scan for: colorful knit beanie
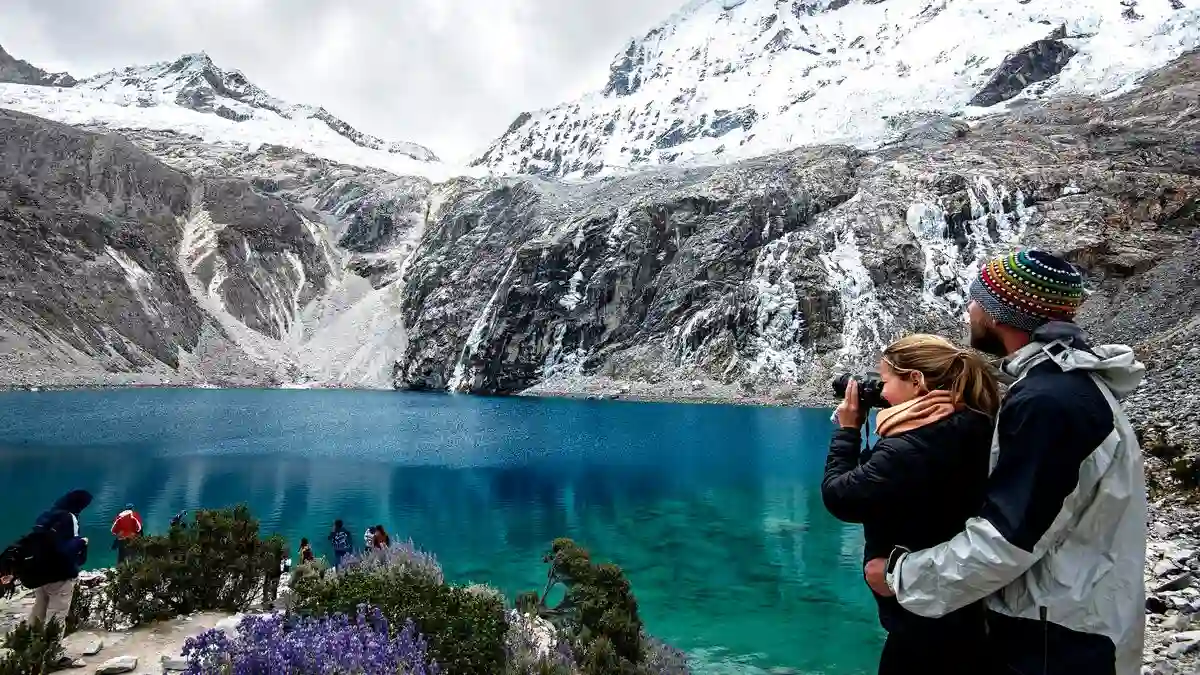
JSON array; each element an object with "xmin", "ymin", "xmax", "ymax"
[{"xmin": 968, "ymin": 250, "xmax": 1084, "ymax": 332}]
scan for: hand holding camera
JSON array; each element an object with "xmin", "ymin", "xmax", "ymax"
[{"xmin": 832, "ymin": 372, "xmax": 889, "ymax": 429}]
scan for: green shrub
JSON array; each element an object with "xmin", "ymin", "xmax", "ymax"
[
  {"xmin": 523, "ymin": 538, "xmax": 647, "ymax": 675},
  {"xmin": 0, "ymin": 619, "xmax": 65, "ymax": 675},
  {"xmin": 100, "ymin": 505, "xmax": 282, "ymax": 627},
  {"xmin": 292, "ymin": 566, "xmax": 507, "ymax": 675}
]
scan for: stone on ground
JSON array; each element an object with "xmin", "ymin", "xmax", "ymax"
[{"xmin": 94, "ymin": 655, "xmax": 137, "ymax": 674}]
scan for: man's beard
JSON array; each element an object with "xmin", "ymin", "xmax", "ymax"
[{"xmin": 969, "ymin": 321, "xmax": 1008, "ymax": 357}]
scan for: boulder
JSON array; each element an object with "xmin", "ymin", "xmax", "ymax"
[
  {"xmin": 1156, "ymin": 573, "xmax": 1195, "ymax": 593},
  {"xmin": 94, "ymin": 656, "xmax": 137, "ymax": 674}
]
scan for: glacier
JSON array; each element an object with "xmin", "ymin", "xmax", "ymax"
[{"xmin": 474, "ymin": 0, "xmax": 1200, "ymax": 179}]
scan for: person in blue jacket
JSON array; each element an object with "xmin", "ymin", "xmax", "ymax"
[{"xmin": 327, "ymin": 519, "xmax": 353, "ymax": 566}]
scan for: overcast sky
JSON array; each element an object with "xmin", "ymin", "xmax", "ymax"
[{"xmin": 1, "ymin": 0, "xmax": 685, "ymax": 162}]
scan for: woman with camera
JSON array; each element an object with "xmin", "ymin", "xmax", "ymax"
[{"xmin": 821, "ymin": 334, "xmax": 1000, "ymax": 675}]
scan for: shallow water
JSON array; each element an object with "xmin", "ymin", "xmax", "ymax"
[{"xmin": 0, "ymin": 389, "xmax": 880, "ymax": 674}]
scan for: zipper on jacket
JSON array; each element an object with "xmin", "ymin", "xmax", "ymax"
[{"xmin": 1039, "ymin": 606, "xmax": 1049, "ymax": 675}]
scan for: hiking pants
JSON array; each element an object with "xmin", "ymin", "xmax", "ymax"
[
  {"xmin": 31, "ymin": 579, "xmax": 75, "ymax": 624},
  {"xmin": 879, "ymin": 630, "xmax": 990, "ymax": 675}
]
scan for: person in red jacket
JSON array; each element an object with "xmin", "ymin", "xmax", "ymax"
[{"xmin": 110, "ymin": 503, "xmax": 142, "ymax": 564}]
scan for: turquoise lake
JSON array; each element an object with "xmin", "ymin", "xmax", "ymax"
[{"xmin": 0, "ymin": 389, "xmax": 881, "ymax": 674}]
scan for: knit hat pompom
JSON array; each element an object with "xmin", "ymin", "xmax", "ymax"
[{"xmin": 968, "ymin": 250, "xmax": 1084, "ymax": 332}]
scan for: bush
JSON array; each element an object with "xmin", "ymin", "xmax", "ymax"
[
  {"xmin": 340, "ymin": 540, "xmax": 445, "ymax": 585},
  {"xmin": 0, "ymin": 619, "xmax": 65, "ymax": 675},
  {"xmin": 182, "ymin": 605, "xmax": 440, "ymax": 674},
  {"xmin": 292, "ymin": 543, "xmax": 506, "ymax": 675},
  {"xmin": 100, "ymin": 505, "xmax": 283, "ymax": 627},
  {"xmin": 521, "ymin": 538, "xmax": 690, "ymax": 675}
]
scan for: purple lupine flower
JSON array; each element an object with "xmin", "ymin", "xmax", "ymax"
[{"xmin": 181, "ymin": 605, "xmax": 440, "ymax": 674}]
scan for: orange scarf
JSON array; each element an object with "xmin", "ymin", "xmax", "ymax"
[{"xmin": 875, "ymin": 391, "xmax": 959, "ymax": 438}]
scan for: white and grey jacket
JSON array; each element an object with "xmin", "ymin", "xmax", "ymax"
[{"xmin": 885, "ymin": 322, "xmax": 1147, "ymax": 675}]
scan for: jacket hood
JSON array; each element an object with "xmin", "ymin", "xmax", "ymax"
[
  {"xmin": 53, "ymin": 489, "xmax": 93, "ymax": 515},
  {"xmin": 1004, "ymin": 322, "xmax": 1146, "ymax": 399}
]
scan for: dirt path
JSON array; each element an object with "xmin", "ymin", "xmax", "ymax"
[{"xmin": 3, "ymin": 589, "xmax": 232, "ymax": 674}]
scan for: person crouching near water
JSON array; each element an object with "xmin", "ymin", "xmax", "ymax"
[
  {"xmin": 822, "ymin": 334, "xmax": 999, "ymax": 675},
  {"xmin": 110, "ymin": 503, "xmax": 143, "ymax": 564}
]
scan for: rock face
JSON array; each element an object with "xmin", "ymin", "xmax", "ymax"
[
  {"xmin": 0, "ymin": 44, "xmax": 76, "ymax": 87},
  {"xmin": 396, "ymin": 49, "xmax": 1200, "ymax": 405},
  {"xmin": 398, "ymin": 150, "xmax": 859, "ymax": 396},
  {"xmin": 473, "ymin": 0, "xmax": 1198, "ymax": 179},
  {"xmin": 0, "ymin": 109, "xmax": 203, "ymax": 379},
  {"xmin": 0, "ymin": 110, "xmax": 342, "ymax": 387},
  {"xmin": 969, "ymin": 38, "xmax": 1078, "ymax": 107}
]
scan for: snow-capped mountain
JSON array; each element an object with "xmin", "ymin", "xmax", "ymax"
[
  {"xmin": 0, "ymin": 50, "xmax": 445, "ymax": 177},
  {"xmin": 473, "ymin": 0, "xmax": 1200, "ymax": 179}
]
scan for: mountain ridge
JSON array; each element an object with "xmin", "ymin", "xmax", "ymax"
[
  {"xmin": 0, "ymin": 43, "xmax": 76, "ymax": 87},
  {"xmin": 77, "ymin": 52, "xmax": 439, "ymax": 162},
  {"xmin": 0, "ymin": 45, "xmax": 444, "ymax": 177},
  {"xmin": 473, "ymin": 0, "xmax": 1200, "ymax": 179}
]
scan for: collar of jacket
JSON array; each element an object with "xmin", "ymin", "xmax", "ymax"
[{"xmin": 1001, "ymin": 321, "xmax": 1146, "ymax": 399}]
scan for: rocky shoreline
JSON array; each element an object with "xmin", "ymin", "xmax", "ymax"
[{"xmin": 1144, "ymin": 496, "xmax": 1200, "ymax": 675}]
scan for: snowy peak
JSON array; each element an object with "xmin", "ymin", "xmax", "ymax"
[
  {"xmin": 76, "ymin": 51, "xmax": 438, "ymax": 162},
  {"xmin": 474, "ymin": 0, "xmax": 1200, "ymax": 179},
  {"xmin": 0, "ymin": 44, "xmax": 76, "ymax": 87}
]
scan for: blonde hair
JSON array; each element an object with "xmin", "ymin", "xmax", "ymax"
[{"xmin": 882, "ymin": 334, "xmax": 1001, "ymax": 418}]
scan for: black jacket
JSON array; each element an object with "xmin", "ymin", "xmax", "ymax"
[{"xmin": 821, "ymin": 409, "xmax": 993, "ymax": 637}]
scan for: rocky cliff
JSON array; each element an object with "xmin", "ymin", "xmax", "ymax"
[
  {"xmin": 400, "ymin": 48, "xmax": 1200, "ymax": 408},
  {"xmin": 0, "ymin": 109, "xmax": 346, "ymax": 387}
]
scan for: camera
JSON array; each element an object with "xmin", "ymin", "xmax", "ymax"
[{"xmin": 831, "ymin": 372, "xmax": 889, "ymax": 409}]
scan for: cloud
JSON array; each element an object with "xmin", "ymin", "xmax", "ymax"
[{"xmin": 0, "ymin": 0, "xmax": 686, "ymax": 162}]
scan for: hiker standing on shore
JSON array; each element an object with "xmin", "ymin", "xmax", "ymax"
[
  {"xmin": 864, "ymin": 251, "xmax": 1147, "ymax": 674},
  {"xmin": 328, "ymin": 520, "xmax": 353, "ymax": 566},
  {"xmin": 9, "ymin": 490, "xmax": 93, "ymax": 624},
  {"xmin": 110, "ymin": 503, "xmax": 143, "ymax": 564}
]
